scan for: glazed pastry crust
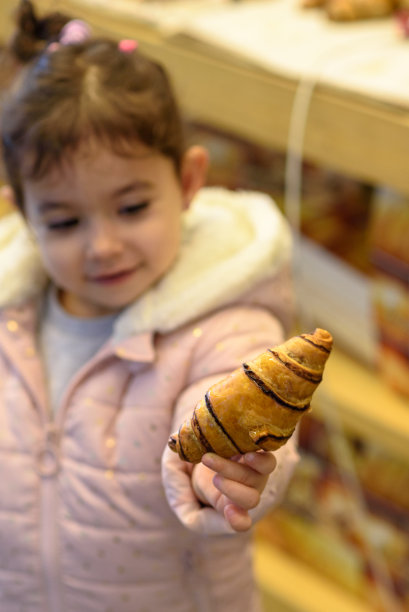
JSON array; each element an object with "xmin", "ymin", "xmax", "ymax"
[{"xmin": 168, "ymin": 328, "xmax": 333, "ymax": 463}]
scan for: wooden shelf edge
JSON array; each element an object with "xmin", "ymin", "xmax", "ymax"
[
  {"xmin": 314, "ymin": 348, "xmax": 409, "ymax": 460},
  {"xmin": 254, "ymin": 539, "xmax": 374, "ymax": 612},
  {"xmin": 24, "ymin": 0, "xmax": 409, "ymax": 196}
]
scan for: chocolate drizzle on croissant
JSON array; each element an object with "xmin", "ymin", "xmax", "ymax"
[
  {"xmin": 168, "ymin": 328, "xmax": 333, "ymax": 463},
  {"xmin": 301, "ymin": 336, "xmax": 331, "ymax": 353},
  {"xmin": 191, "ymin": 411, "xmax": 215, "ymax": 454},
  {"xmin": 176, "ymin": 424, "xmax": 188, "ymax": 462},
  {"xmin": 204, "ymin": 393, "xmax": 244, "ymax": 454},
  {"xmin": 268, "ymin": 349, "xmax": 322, "ymax": 384},
  {"xmin": 254, "ymin": 431, "xmax": 293, "ymax": 445},
  {"xmin": 242, "ymin": 363, "xmax": 311, "ymax": 411}
]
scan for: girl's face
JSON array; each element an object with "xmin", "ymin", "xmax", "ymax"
[{"xmin": 23, "ymin": 142, "xmax": 205, "ymax": 317}]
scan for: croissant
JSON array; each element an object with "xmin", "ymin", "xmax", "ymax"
[
  {"xmin": 168, "ymin": 328, "xmax": 333, "ymax": 463},
  {"xmin": 326, "ymin": 0, "xmax": 396, "ymax": 20},
  {"xmin": 301, "ymin": 0, "xmax": 396, "ymax": 19}
]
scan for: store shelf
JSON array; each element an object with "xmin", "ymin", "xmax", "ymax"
[
  {"xmin": 1, "ymin": 5, "xmax": 407, "ymax": 612},
  {"xmin": 315, "ymin": 348, "xmax": 409, "ymax": 461},
  {"xmin": 254, "ymin": 539, "xmax": 374, "ymax": 612},
  {"xmin": 0, "ymin": 196, "xmax": 12, "ymax": 219},
  {"xmin": 24, "ymin": 0, "xmax": 409, "ymax": 196}
]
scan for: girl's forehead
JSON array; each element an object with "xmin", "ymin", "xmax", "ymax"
[
  {"xmin": 64, "ymin": 140, "xmax": 158, "ymax": 172},
  {"xmin": 75, "ymin": 139, "xmax": 156, "ymax": 162},
  {"xmin": 23, "ymin": 142, "xmax": 179, "ymax": 207},
  {"xmin": 25, "ymin": 141, "xmax": 163, "ymax": 188}
]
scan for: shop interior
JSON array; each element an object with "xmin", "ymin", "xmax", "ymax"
[{"xmin": 0, "ymin": 1, "xmax": 408, "ymax": 611}]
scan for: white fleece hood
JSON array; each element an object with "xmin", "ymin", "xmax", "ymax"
[{"xmin": 0, "ymin": 187, "xmax": 291, "ymax": 337}]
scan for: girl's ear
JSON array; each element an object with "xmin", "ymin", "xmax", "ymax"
[{"xmin": 180, "ymin": 145, "xmax": 209, "ymax": 210}]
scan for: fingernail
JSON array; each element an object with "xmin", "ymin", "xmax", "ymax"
[{"xmin": 202, "ymin": 453, "xmax": 217, "ymax": 468}]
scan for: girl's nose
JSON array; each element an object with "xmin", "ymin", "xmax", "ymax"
[{"xmin": 86, "ymin": 221, "xmax": 123, "ymax": 259}]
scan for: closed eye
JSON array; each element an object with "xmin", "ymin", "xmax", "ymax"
[
  {"xmin": 119, "ymin": 201, "xmax": 149, "ymax": 216},
  {"xmin": 47, "ymin": 218, "xmax": 79, "ymax": 231}
]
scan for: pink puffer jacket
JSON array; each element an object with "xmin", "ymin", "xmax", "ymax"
[{"xmin": 0, "ymin": 188, "xmax": 299, "ymax": 611}]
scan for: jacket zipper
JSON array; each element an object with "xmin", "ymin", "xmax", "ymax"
[
  {"xmin": 37, "ymin": 422, "xmax": 63, "ymax": 612},
  {"xmin": 36, "ymin": 351, "xmax": 113, "ymax": 611}
]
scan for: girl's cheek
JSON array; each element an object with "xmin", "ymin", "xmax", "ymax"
[{"xmin": 38, "ymin": 243, "xmax": 73, "ymax": 272}]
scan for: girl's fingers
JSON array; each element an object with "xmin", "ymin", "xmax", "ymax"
[
  {"xmin": 243, "ymin": 451, "xmax": 277, "ymax": 475},
  {"xmin": 224, "ymin": 504, "xmax": 252, "ymax": 532},
  {"xmin": 212, "ymin": 475, "xmax": 260, "ymax": 510},
  {"xmin": 202, "ymin": 451, "xmax": 276, "ymax": 489},
  {"xmin": 194, "ymin": 451, "xmax": 278, "ymax": 531}
]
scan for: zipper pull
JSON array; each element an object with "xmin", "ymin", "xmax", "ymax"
[{"xmin": 36, "ymin": 423, "xmax": 60, "ymax": 478}]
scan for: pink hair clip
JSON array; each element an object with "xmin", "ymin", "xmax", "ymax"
[
  {"xmin": 118, "ymin": 39, "xmax": 138, "ymax": 53},
  {"xmin": 59, "ymin": 19, "xmax": 92, "ymax": 46},
  {"xmin": 46, "ymin": 19, "xmax": 91, "ymax": 54}
]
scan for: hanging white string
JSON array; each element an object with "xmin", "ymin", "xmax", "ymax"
[{"xmin": 283, "ymin": 38, "xmax": 404, "ymax": 612}]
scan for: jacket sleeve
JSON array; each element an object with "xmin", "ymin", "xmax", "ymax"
[{"xmin": 161, "ymin": 305, "xmax": 299, "ymax": 535}]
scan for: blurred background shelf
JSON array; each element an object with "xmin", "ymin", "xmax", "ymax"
[
  {"xmin": 1, "ymin": 2, "xmax": 408, "ymax": 612},
  {"xmin": 315, "ymin": 348, "xmax": 409, "ymax": 460},
  {"xmin": 12, "ymin": 0, "xmax": 409, "ymax": 196},
  {"xmin": 255, "ymin": 539, "xmax": 375, "ymax": 612}
]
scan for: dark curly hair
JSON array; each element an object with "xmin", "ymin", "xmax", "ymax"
[
  {"xmin": 1, "ymin": 9, "xmax": 185, "ymax": 208},
  {"xmin": 9, "ymin": 0, "xmax": 71, "ymax": 62}
]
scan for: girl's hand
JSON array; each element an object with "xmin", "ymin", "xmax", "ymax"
[{"xmin": 191, "ymin": 451, "xmax": 277, "ymax": 532}]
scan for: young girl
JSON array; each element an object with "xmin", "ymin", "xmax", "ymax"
[{"xmin": 0, "ymin": 7, "xmax": 298, "ymax": 612}]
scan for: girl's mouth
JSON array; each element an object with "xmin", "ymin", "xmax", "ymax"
[{"xmin": 89, "ymin": 268, "xmax": 136, "ymax": 285}]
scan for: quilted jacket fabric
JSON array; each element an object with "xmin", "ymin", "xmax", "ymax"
[{"xmin": 0, "ymin": 188, "xmax": 299, "ymax": 611}]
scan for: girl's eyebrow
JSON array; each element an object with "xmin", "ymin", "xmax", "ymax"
[
  {"xmin": 112, "ymin": 180, "xmax": 153, "ymax": 197},
  {"xmin": 38, "ymin": 201, "xmax": 72, "ymax": 214}
]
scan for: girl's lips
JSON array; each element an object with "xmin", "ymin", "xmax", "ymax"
[{"xmin": 89, "ymin": 269, "xmax": 135, "ymax": 285}]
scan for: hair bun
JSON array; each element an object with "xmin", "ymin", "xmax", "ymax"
[{"xmin": 10, "ymin": 0, "xmax": 71, "ymax": 63}]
